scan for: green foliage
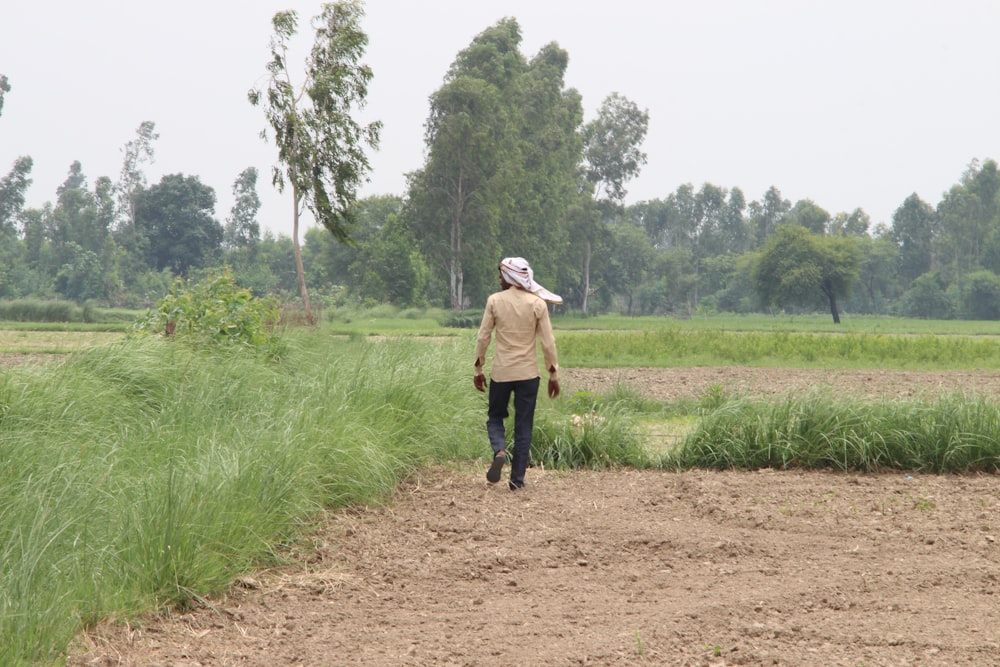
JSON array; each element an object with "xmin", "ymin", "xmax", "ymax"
[
  {"xmin": 962, "ymin": 270, "xmax": 1000, "ymax": 319},
  {"xmin": 752, "ymin": 224, "xmax": 862, "ymax": 321},
  {"xmin": 668, "ymin": 391, "xmax": 1000, "ymax": 473},
  {"xmin": 532, "ymin": 399, "xmax": 649, "ymax": 470},
  {"xmin": 898, "ymin": 271, "xmax": 955, "ymax": 319},
  {"xmin": 135, "ymin": 173, "xmax": 223, "ymax": 273},
  {"xmin": 0, "ymin": 333, "xmax": 501, "ymax": 662},
  {"xmin": 408, "ymin": 17, "xmax": 585, "ymax": 309},
  {"xmin": 249, "ymin": 1, "xmax": 381, "ymax": 242},
  {"xmin": 131, "ymin": 269, "xmax": 284, "ymax": 356},
  {"xmin": 0, "ymin": 298, "xmax": 76, "ymax": 322},
  {"xmin": 527, "ymin": 386, "xmax": 655, "ymax": 470},
  {"xmin": 7, "ymin": 317, "xmax": 1000, "ymax": 661}
]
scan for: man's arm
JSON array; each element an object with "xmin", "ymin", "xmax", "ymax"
[
  {"xmin": 473, "ymin": 298, "xmax": 495, "ymax": 391},
  {"xmin": 536, "ymin": 302, "xmax": 560, "ymax": 398}
]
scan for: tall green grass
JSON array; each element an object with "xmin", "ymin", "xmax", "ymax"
[
  {"xmin": 666, "ymin": 390, "xmax": 1000, "ymax": 473},
  {"xmin": 558, "ymin": 329, "xmax": 1000, "ymax": 369},
  {"xmin": 0, "ymin": 334, "xmax": 485, "ymax": 664},
  {"xmin": 0, "ymin": 299, "xmax": 139, "ymax": 325},
  {"xmin": 532, "ymin": 385, "xmax": 651, "ymax": 470},
  {"xmin": 1, "ymin": 329, "xmax": 639, "ymax": 664}
]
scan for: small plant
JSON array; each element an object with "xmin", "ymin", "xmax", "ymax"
[
  {"xmin": 634, "ymin": 629, "xmax": 645, "ymax": 657},
  {"xmin": 569, "ymin": 390, "xmax": 600, "ymax": 414},
  {"xmin": 699, "ymin": 383, "xmax": 728, "ymax": 412}
]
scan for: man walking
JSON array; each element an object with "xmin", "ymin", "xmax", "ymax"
[{"xmin": 473, "ymin": 257, "xmax": 561, "ymax": 490}]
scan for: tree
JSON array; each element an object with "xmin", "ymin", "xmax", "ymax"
[
  {"xmin": 583, "ymin": 93, "xmax": 649, "ymax": 204},
  {"xmin": 115, "ymin": 121, "xmax": 159, "ymax": 230},
  {"xmin": 0, "ymin": 74, "xmax": 10, "ymax": 117},
  {"xmin": 407, "ymin": 73, "xmax": 506, "ymax": 309},
  {"xmin": 752, "ymin": 224, "xmax": 861, "ymax": 323},
  {"xmin": 849, "ymin": 234, "xmax": 900, "ymax": 314},
  {"xmin": 55, "ymin": 243, "xmax": 104, "ymax": 301},
  {"xmin": 134, "ymin": 174, "xmax": 222, "ymax": 274},
  {"xmin": 224, "ymin": 167, "xmax": 261, "ymax": 251},
  {"xmin": 354, "ymin": 211, "xmax": 429, "ymax": 306},
  {"xmin": 249, "ymin": 0, "xmax": 382, "ymax": 323},
  {"xmin": 783, "ymin": 199, "xmax": 831, "ymax": 234},
  {"xmin": 407, "ymin": 18, "xmax": 525, "ymax": 309},
  {"xmin": 891, "ymin": 194, "xmax": 938, "ymax": 288},
  {"xmin": 580, "ymin": 92, "xmax": 649, "ymax": 314},
  {"xmin": 406, "ymin": 19, "xmax": 590, "ymax": 310},
  {"xmin": 748, "ymin": 186, "xmax": 791, "ymax": 247},
  {"xmin": 720, "ymin": 187, "xmax": 750, "ymax": 254},
  {"xmin": 935, "ymin": 159, "xmax": 1000, "ymax": 290},
  {"xmin": 898, "ymin": 271, "xmax": 954, "ymax": 319},
  {"xmin": 500, "ymin": 42, "xmax": 583, "ymax": 297},
  {"xmin": 0, "ymin": 156, "xmax": 33, "ymax": 233},
  {"xmin": 962, "ymin": 270, "xmax": 1000, "ymax": 320},
  {"xmin": 607, "ymin": 223, "xmax": 654, "ymax": 315},
  {"xmin": 829, "ymin": 208, "xmax": 870, "ymax": 237}
]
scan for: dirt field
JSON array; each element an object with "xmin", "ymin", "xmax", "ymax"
[{"xmin": 68, "ymin": 367, "xmax": 1000, "ymax": 666}]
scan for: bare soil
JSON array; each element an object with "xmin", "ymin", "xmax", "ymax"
[{"xmin": 68, "ymin": 367, "xmax": 1000, "ymax": 667}]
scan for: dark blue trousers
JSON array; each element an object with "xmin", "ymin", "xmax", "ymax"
[{"xmin": 486, "ymin": 376, "xmax": 539, "ymax": 488}]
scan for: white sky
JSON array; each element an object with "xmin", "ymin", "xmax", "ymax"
[{"xmin": 2, "ymin": 0, "xmax": 999, "ymax": 239}]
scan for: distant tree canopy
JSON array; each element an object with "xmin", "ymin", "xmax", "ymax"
[
  {"xmin": 2, "ymin": 28, "xmax": 1000, "ymax": 324},
  {"xmin": 135, "ymin": 174, "xmax": 222, "ymax": 274}
]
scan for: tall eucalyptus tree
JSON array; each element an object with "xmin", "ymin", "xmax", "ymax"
[
  {"xmin": 249, "ymin": 0, "xmax": 381, "ymax": 322},
  {"xmin": 408, "ymin": 18, "xmax": 582, "ymax": 309}
]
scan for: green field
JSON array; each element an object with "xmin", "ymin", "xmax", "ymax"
[{"xmin": 3, "ymin": 313, "xmax": 1000, "ymax": 664}]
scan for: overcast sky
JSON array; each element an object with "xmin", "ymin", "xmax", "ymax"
[{"xmin": 3, "ymin": 0, "xmax": 999, "ymax": 239}]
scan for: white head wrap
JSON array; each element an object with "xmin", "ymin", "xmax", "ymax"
[{"xmin": 499, "ymin": 257, "xmax": 562, "ymax": 304}]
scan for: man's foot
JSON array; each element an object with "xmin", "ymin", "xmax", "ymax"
[
  {"xmin": 486, "ymin": 451, "xmax": 506, "ymax": 483},
  {"xmin": 508, "ymin": 480, "xmax": 525, "ymax": 491}
]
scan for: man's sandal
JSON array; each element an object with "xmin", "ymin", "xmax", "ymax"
[{"xmin": 486, "ymin": 452, "xmax": 506, "ymax": 483}]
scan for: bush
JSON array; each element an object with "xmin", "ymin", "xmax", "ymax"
[{"xmin": 131, "ymin": 269, "xmax": 285, "ymax": 357}]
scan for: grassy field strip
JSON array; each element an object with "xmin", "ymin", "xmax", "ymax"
[
  {"xmin": 0, "ymin": 330, "xmax": 125, "ymax": 354},
  {"xmin": 3, "ymin": 317, "xmax": 1000, "ymax": 664}
]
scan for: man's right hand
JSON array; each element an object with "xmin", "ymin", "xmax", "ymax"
[{"xmin": 474, "ymin": 373, "xmax": 487, "ymax": 392}]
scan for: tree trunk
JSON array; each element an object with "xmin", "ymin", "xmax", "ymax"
[
  {"xmin": 292, "ymin": 187, "xmax": 314, "ymax": 325},
  {"xmin": 581, "ymin": 239, "xmax": 591, "ymax": 315},
  {"xmin": 823, "ymin": 281, "xmax": 840, "ymax": 324},
  {"xmin": 449, "ymin": 182, "xmax": 464, "ymax": 309},
  {"xmin": 449, "ymin": 237, "xmax": 464, "ymax": 310}
]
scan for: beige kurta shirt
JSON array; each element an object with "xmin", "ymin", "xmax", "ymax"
[{"xmin": 474, "ymin": 287, "xmax": 559, "ymax": 383}]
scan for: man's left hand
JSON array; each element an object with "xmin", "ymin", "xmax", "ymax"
[{"xmin": 547, "ymin": 378, "xmax": 560, "ymax": 399}]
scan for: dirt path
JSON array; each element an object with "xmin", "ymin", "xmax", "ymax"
[{"xmin": 68, "ymin": 368, "xmax": 1000, "ymax": 667}]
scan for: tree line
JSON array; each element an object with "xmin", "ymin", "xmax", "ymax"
[{"xmin": 2, "ymin": 8, "xmax": 999, "ymax": 322}]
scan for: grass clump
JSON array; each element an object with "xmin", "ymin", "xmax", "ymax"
[
  {"xmin": 0, "ymin": 333, "xmax": 489, "ymax": 664},
  {"xmin": 666, "ymin": 390, "xmax": 1000, "ymax": 473},
  {"xmin": 531, "ymin": 387, "xmax": 653, "ymax": 470}
]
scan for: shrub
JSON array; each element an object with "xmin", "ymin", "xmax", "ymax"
[{"xmin": 131, "ymin": 269, "xmax": 285, "ymax": 357}]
